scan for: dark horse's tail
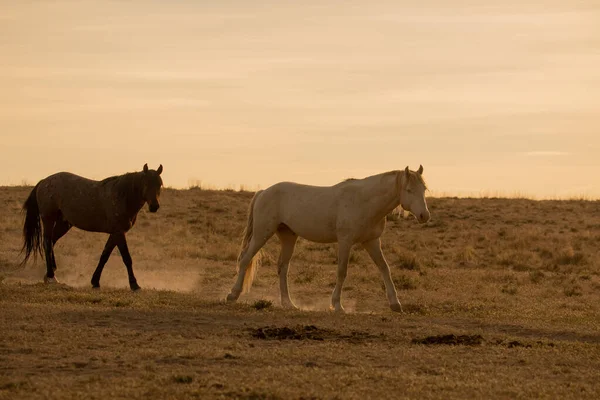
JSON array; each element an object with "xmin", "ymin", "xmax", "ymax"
[{"xmin": 21, "ymin": 183, "xmax": 43, "ymax": 265}]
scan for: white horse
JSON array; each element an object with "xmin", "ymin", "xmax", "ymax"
[{"xmin": 226, "ymin": 166, "xmax": 430, "ymax": 312}]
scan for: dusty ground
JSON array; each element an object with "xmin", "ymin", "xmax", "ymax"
[{"xmin": 1, "ymin": 186, "xmax": 599, "ymax": 399}]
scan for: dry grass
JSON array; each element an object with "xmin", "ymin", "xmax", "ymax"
[{"xmin": 1, "ymin": 187, "xmax": 600, "ymax": 399}]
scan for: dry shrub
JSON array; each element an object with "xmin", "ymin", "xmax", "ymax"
[
  {"xmin": 563, "ymin": 285, "xmax": 583, "ymax": 297},
  {"xmin": 529, "ymin": 270, "xmax": 546, "ymax": 284},
  {"xmin": 544, "ymin": 246, "xmax": 588, "ymax": 273},
  {"xmin": 294, "ymin": 268, "xmax": 319, "ymax": 284},
  {"xmin": 501, "ymin": 284, "xmax": 518, "ymax": 295},
  {"xmin": 393, "ymin": 252, "xmax": 421, "ymax": 271},
  {"xmin": 563, "ymin": 277, "xmax": 583, "ymax": 297},
  {"xmin": 455, "ymin": 245, "xmax": 476, "ymax": 266},
  {"xmin": 391, "ymin": 274, "xmax": 418, "ymax": 290},
  {"xmin": 252, "ymin": 299, "xmax": 273, "ymax": 310},
  {"xmin": 555, "ymin": 246, "xmax": 586, "ymax": 266},
  {"xmin": 496, "ymin": 250, "xmax": 539, "ymax": 271}
]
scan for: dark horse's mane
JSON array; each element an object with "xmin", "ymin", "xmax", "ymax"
[{"xmin": 100, "ymin": 172, "xmax": 145, "ymax": 214}]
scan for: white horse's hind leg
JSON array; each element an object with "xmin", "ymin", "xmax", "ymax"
[
  {"xmin": 227, "ymin": 239, "xmax": 260, "ymax": 301},
  {"xmin": 276, "ymin": 227, "xmax": 298, "ymax": 309},
  {"xmin": 363, "ymin": 238, "xmax": 402, "ymax": 312},
  {"xmin": 331, "ymin": 241, "xmax": 352, "ymax": 313},
  {"xmin": 227, "ymin": 232, "xmax": 274, "ymax": 301}
]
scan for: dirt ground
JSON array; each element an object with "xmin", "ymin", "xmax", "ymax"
[{"xmin": 1, "ymin": 186, "xmax": 599, "ymax": 399}]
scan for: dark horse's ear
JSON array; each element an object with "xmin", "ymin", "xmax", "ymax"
[
  {"xmin": 417, "ymin": 165, "xmax": 424, "ymax": 175},
  {"xmin": 157, "ymin": 164, "xmax": 163, "ymax": 175},
  {"xmin": 143, "ymin": 163, "xmax": 149, "ymax": 173},
  {"xmin": 404, "ymin": 166, "xmax": 410, "ymax": 176}
]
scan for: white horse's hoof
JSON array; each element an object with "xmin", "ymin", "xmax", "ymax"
[
  {"xmin": 44, "ymin": 275, "xmax": 59, "ymax": 284},
  {"xmin": 390, "ymin": 303, "xmax": 403, "ymax": 313},
  {"xmin": 281, "ymin": 302, "xmax": 299, "ymax": 310},
  {"xmin": 330, "ymin": 304, "xmax": 346, "ymax": 313}
]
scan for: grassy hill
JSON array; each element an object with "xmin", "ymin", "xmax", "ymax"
[{"xmin": 1, "ymin": 186, "xmax": 599, "ymax": 399}]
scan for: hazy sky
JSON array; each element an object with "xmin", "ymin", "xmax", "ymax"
[{"xmin": 1, "ymin": 1, "xmax": 599, "ymax": 197}]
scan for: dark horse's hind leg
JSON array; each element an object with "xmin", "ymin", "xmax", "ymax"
[
  {"xmin": 52, "ymin": 215, "xmax": 72, "ymax": 246},
  {"xmin": 91, "ymin": 233, "xmax": 140, "ymax": 291},
  {"xmin": 49, "ymin": 217, "xmax": 72, "ymax": 275},
  {"xmin": 41, "ymin": 217, "xmax": 58, "ymax": 282}
]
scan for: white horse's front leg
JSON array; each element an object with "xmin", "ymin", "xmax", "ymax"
[
  {"xmin": 279, "ymin": 262, "xmax": 297, "ymax": 309},
  {"xmin": 363, "ymin": 238, "xmax": 402, "ymax": 312},
  {"xmin": 331, "ymin": 241, "xmax": 352, "ymax": 313}
]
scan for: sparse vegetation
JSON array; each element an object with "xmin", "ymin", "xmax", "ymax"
[
  {"xmin": 1, "ymin": 187, "xmax": 600, "ymax": 399},
  {"xmin": 501, "ymin": 284, "xmax": 518, "ymax": 295},
  {"xmin": 394, "ymin": 252, "xmax": 421, "ymax": 271},
  {"xmin": 173, "ymin": 375, "xmax": 194, "ymax": 384},
  {"xmin": 251, "ymin": 299, "xmax": 273, "ymax": 310},
  {"xmin": 529, "ymin": 270, "xmax": 546, "ymax": 284},
  {"xmin": 391, "ymin": 274, "xmax": 418, "ymax": 290}
]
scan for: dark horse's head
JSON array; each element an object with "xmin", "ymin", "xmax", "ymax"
[{"xmin": 142, "ymin": 164, "xmax": 163, "ymax": 212}]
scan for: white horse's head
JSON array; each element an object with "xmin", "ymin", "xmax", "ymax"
[{"xmin": 399, "ymin": 165, "xmax": 430, "ymax": 224}]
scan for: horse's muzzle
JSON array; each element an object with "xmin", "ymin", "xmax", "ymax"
[
  {"xmin": 149, "ymin": 204, "xmax": 160, "ymax": 213},
  {"xmin": 417, "ymin": 211, "xmax": 430, "ymax": 224}
]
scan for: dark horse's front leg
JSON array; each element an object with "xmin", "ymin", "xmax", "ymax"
[
  {"xmin": 91, "ymin": 234, "xmax": 118, "ymax": 288},
  {"xmin": 117, "ymin": 235, "xmax": 141, "ymax": 291},
  {"xmin": 91, "ymin": 233, "xmax": 140, "ymax": 291}
]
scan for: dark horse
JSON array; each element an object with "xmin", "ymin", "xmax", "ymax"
[{"xmin": 21, "ymin": 164, "xmax": 163, "ymax": 290}]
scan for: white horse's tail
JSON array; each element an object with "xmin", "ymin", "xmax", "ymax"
[{"xmin": 238, "ymin": 190, "xmax": 263, "ymax": 293}]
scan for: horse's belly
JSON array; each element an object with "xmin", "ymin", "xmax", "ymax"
[
  {"xmin": 65, "ymin": 213, "xmax": 110, "ymax": 233},
  {"xmin": 285, "ymin": 218, "xmax": 338, "ymax": 243},
  {"xmin": 298, "ymin": 229, "xmax": 337, "ymax": 243},
  {"xmin": 58, "ymin": 198, "xmax": 108, "ymax": 232}
]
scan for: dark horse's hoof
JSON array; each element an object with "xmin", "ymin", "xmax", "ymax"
[{"xmin": 130, "ymin": 283, "xmax": 141, "ymax": 291}]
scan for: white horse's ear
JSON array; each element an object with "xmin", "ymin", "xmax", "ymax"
[
  {"xmin": 157, "ymin": 164, "xmax": 163, "ymax": 175},
  {"xmin": 143, "ymin": 163, "xmax": 149, "ymax": 173},
  {"xmin": 417, "ymin": 165, "xmax": 423, "ymax": 175}
]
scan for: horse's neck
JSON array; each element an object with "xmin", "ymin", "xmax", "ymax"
[
  {"xmin": 111, "ymin": 173, "xmax": 145, "ymax": 218},
  {"xmin": 362, "ymin": 172, "xmax": 401, "ymax": 222},
  {"xmin": 126, "ymin": 195, "xmax": 146, "ymax": 217},
  {"xmin": 126, "ymin": 176, "xmax": 146, "ymax": 217}
]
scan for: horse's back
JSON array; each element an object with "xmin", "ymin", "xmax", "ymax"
[
  {"xmin": 41, "ymin": 172, "xmax": 99, "ymax": 188},
  {"xmin": 36, "ymin": 172, "xmax": 109, "ymax": 231},
  {"xmin": 37, "ymin": 172, "xmax": 101, "ymax": 199},
  {"xmin": 256, "ymin": 181, "xmax": 342, "ymax": 242},
  {"xmin": 263, "ymin": 181, "xmax": 341, "ymax": 213}
]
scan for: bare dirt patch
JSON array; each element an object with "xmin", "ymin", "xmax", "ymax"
[
  {"xmin": 412, "ymin": 334, "xmax": 557, "ymax": 349},
  {"xmin": 250, "ymin": 325, "xmax": 380, "ymax": 342},
  {"xmin": 412, "ymin": 334, "xmax": 483, "ymax": 346}
]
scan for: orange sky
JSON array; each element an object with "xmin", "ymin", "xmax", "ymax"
[{"xmin": 1, "ymin": 1, "xmax": 599, "ymax": 197}]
